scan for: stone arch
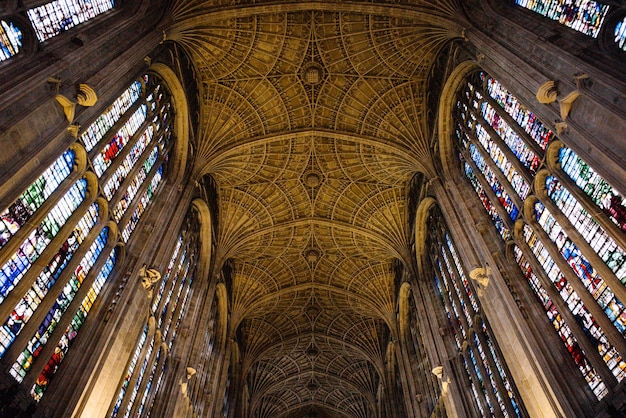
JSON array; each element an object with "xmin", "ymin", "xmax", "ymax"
[{"xmin": 147, "ymin": 63, "xmax": 190, "ymax": 186}]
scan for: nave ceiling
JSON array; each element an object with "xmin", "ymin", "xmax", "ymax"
[{"xmin": 166, "ymin": 1, "xmax": 464, "ymax": 416}]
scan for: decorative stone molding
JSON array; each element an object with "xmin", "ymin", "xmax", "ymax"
[
  {"xmin": 469, "ymin": 265, "xmax": 491, "ymax": 297},
  {"xmin": 139, "ymin": 264, "xmax": 162, "ymax": 298},
  {"xmin": 54, "ymin": 83, "xmax": 98, "ymax": 123},
  {"xmin": 536, "ymin": 80, "xmax": 559, "ymax": 104},
  {"xmin": 558, "ymin": 90, "xmax": 581, "ymax": 120},
  {"xmin": 431, "ymin": 366, "xmax": 450, "ymax": 396}
]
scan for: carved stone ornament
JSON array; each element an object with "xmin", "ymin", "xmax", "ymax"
[
  {"xmin": 54, "ymin": 83, "xmax": 98, "ymax": 123},
  {"xmin": 536, "ymin": 80, "xmax": 559, "ymax": 104},
  {"xmin": 558, "ymin": 90, "xmax": 581, "ymax": 120},
  {"xmin": 432, "ymin": 366, "xmax": 450, "ymax": 396},
  {"xmin": 469, "ymin": 265, "xmax": 491, "ymax": 297},
  {"xmin": 139, "ymin": 264, "xmax": 162, "ymax": 298}
]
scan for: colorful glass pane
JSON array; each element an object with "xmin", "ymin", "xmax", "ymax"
[
  {"xmin": 111, "ymin": 325, "xmax": 148, "ymax": 417},
  {"xmin": 0, "ymin": 150, "xmax": 75, "ymax": 250},
  {"xmin": 559, "ymin": 147, "xmax": 626, "ymax": 232},
  {"xmin": 520, "ymin": 228, "xmax": 626, "ymax": 395},
  {"xmin": 112, "ymin": 146, "xmax": 160, "ymax": 223},
  {"xmin": 81, "ymin": 81, "xmax": 142, "ymax": 152},
  {"xmin": 121, "ymin": 164, "xmax": 165, "ymax": 243},
  {"xmin": 463, "ymin": 162, "xmax": 511, "ymax": 240},
  {"xmin": 430, "ymin": 219, "xmax": 522, "ymax": 417},
  {"xmin": 30, "ymin": 245, "xmax": 117, "ymax": 401},
  {"xmin": 103, "ymin": 126, "xmax": 155, "ymax": 200},
  {"xmin": 12, "ymin": 227, "xmax": 108, "ymax": 387},
  {"xmin": 27, "ymin": 0, "xmax": 115, "ymax": 42},
  {"xmin": 615, "ymin": 16, "xmax": 626, "ymax": 51},
  {"xmin": 484, "ymin": 74, "xmax": 554, "ymax": 151},
  {"xmin": 92, "ymin": 104, "xmax": 148, "ymax": 177},
  {"xmin": 0, "ymin": 203, "xmax": 98, "ymax": 358},
  {"xmin": 534, "ymin": 202, "xmax": 626, "ymax": 336},
  {"xmin": 546, "ymin": 176, "xmax": 626, "ymax": 283},
  {"xmin": 0, "ymin": 20, "xmax": 22, "ymax": 62},
  {"xmin": 515, "ymin": 0, "xmax": 609, "ymax": 38},
  {"xmin": 0, "ymin": 179, "xmax": 87, "ymax": 304}
]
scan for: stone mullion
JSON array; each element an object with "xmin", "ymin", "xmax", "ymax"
[
  {"xmin": 153, "ymin": 235, "xmax": 189, "ymax": 333},
  {"xmin": 515, "ymin": 237, "xmax": 619, "ymax": 390},
  {"xmin": 475, "ymin": 83, "xmax": 545, "ymax": 159},
  {"xmin": 116, "ymin": 140, "xmax": 173, "ymax": 238},
  {"xmin": 547, "ymin": 163, "xmax": 626, "ymax": 251},
  {"xmin": 0, "ymin": 184, "xmax": 99, "ymax": 323},
  {"xmin": 467, "ymin": 335, "xmax": 507, "ymax": 418},
  {"xmin": 461, "ymin": 97, "xmax": 534, "ymax": 187},
  {"xmin": 525, "ymin": 216, "xmax": 626, "ymax": 359},
  {"xmin": 127, "ymin": 330, "xmax": 163, "ymax": 418},
  {"xmin": 536, "ymin": 183, "xmax": 626, "ymax": 305},
  {"xmin": 460, "ymin": 147, "xmax": 517, "ymax": 232},
  {"xmin": 460, "ymin": 342, "xmax": 493, "ymax": 417},
  {"xmin": 142, "ymin": 341, "xmax": 169, "ymax": 418},
  {"xmin": 0, "ymin": 165, "xmax": 85, "ymax": 269},
  {"xmin": 435, "ymin": 228, "xmax": 477, "ymax": 341},
  {"xmin": 20, "ymin": 233, "xmax": 117, "ymax": 391},
  {"xmin": 440, "ymin": 230, "xmax": 517, "ymax": 417},
  {"xmin": 472, "ymin": 318, "xmax": 520, "ymax": 418},
  {"xmin": 431, "ymin": 245, "xmax": 469, "ymax": 352},
  {"xmin": 439, "ymin": 231, "xmax": 480, "ymax": 324},
  {"xmin": 0, "ymin": 220, "xmax": 106, "ymax": 373},
  {"xmin": 98, "ymin": 118, "xmax": 155, "ymax": 200},
  {"xmin": 116, "ymin": 320, "xmax": 157, "ymax": 418},
  {"xmin": 458, "ymin": 122, "xmax": 526, "ymax": 215},
  {"xmin": 435, "ymin": 225, "xmax": 506, "ymax": 417},
  {"xmin": 415, "ymin": 272, "xmax": 472, "ymax": 418},
  {"xmin": 85, "ymin": 98, "xmax": 146, "ymax": 158},
  {"xmin": 161, "ymin": 236, "xmax": 197, "ymax": 346}
]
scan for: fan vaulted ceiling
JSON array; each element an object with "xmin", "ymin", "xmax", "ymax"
[{"xmin": 167, "ymin": 2, "xmax": 463, "ymax": 416}]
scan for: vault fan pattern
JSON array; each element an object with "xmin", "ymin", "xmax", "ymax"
[{"xmin": 168, "ymin": 2, "xmax": 461, "ymax": 416}]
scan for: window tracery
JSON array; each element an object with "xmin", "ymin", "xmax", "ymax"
[
  {"xmin": 454, "ymin": 70, "xmax": 626, "ymax": 400},
  {"xmin": 0, "ymin": 70, "xmax": 177, "ymax": 402},
  {"xmin": 0, "ymin": 20, "xmax": 22, "ymax": 62},
  {"xmin": 515, "ymin": 0, "xmax": 610, "ymax": 37},
  {"xmin": 427, "ymin": 208, "xmax": 523, "ymax": 416},
  {"xmin": 27, "ymin": 0, "xmax": 115, "ymax": 42},
  {"xmin": 111, "ymin": 211, "xmax": 199, "ymax": 417}
]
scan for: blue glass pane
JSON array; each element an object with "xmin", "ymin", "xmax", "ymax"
[
  {"xmin": 515, "ymin": 0, "xmax": 609, "ymax": 38},
  {"xmin": 0, "ymin": 20, "xmax": 22, "ymax": 61}
]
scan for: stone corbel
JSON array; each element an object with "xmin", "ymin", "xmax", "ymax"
[
  {"xmin": 558, "ymin": 90, "xmax": 581, "ymax": 120},
  {"xmin": 469, "ymin": 265, "xmax": 491, "ymax": 297},
  {"xmin": 54, "ymin": 83, "xmax": 98, "ymax": 123},
  {"xmin": 536, "ymin": 78, "xmax": 584, "ymax": 128},
  {"xmin": 432, "ymin": 366, "xmax": 450, "ymax": 396},
  {"xmin": 139, "ymin": 264, "xmax": 162, "ymax": 299},
  {"xmin": 536, "ymin": 80, "xmax": 558, "ymax": 104}
]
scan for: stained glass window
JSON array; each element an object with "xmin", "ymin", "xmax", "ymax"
[
  {"xmin": 0, "ymin": 202, "xmax": 99, "ymax": 358},
  {"xmin": 0, "ymin": 178, "xmax": 87, "ymax": 305},
  {"xmin": 616, "ymin": 16, "xmax": 626, "ymax": 51},
  {"xmin": 427, "ymin": 207, "xmax": 524, "ymax": 416},
  {"xmin": 27, "ymin": 0, "xmax": 115, "ymax": 42},
  {"xmin": 515, "ymin": 0, "xmax": 610, "ymax": 38},
  {"xmin": 111, "ymin": 212, "xmax": 198, "ymax": 417},
  {"xmin": 30, "ymin": 243, "xmax": 118, "ymax": 401},
  {"xmin": 0, "ymin": 20, "xmax": 22, "ymax": 62},
  {"xmin": 0, "ymin": 150, "xmax": 75, "ymax": 250},
  {"xmin": 81, "ymin": 81, "xmax": 142, "ymax": 152},
  {"xmin": 454, "ymin": 70, "xmax": 626, "ymax": 401},
  {"xmin": 0, "ymin": 70, "xmax": 177, "ymax": 404}
]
